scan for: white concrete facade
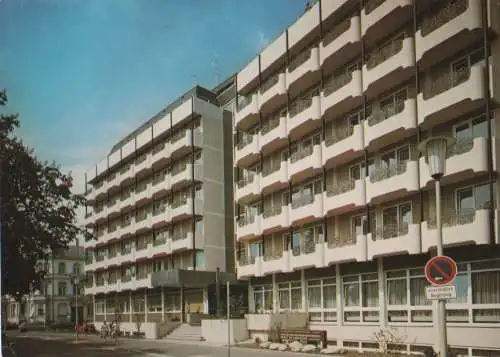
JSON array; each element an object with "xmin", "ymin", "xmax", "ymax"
[
  {"xmin": 83, "ymin": 89, "xmax": 231, "ymax": 326},
  {"xmin": 234, "ymin": 0, "xmax": 500, "ymax": 355}
]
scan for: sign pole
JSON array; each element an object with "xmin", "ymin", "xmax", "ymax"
[{"xmin": 434, "ymin": 179, "xmax": 447, "ymax": 357}]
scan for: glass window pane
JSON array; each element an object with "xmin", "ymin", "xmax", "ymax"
[
  {"xmin": 457, "ymin": 187, "xmax": 474, "ymax": 214},
  {"xmin": 387, "ymin": 279, "xmax": 407, "ymax": 305},
  {"xmin": 362, "ymin": 281, "xmax": 379, "ymax": 307},
  {"xmin": 344, "ymin": 282, "xmax": 360, "ymax": 307},
  {"xmin": 323, "ymin": 284, "xmax": 336, "ymax": 309}
]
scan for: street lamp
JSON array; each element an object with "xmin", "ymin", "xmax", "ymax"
[
  {"xmin": 70, "ymin": 274, "xmax": 84, "ymax": 341},
  {"xmin": 418, "ymin": 136, "xmax": 455, "ymax": 357}
]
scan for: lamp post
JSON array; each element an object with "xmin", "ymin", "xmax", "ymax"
[
  {"xmin": 70, "ymin": 274, "xmax": 83, "ymax": 341},
  {"xmin": 419, "ymin": 136, "xmax": 455, "ymax": 357}
]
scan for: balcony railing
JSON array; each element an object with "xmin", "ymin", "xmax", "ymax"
[
  {"xmin": 152, "ymin": 143, "xmax": 165, "ymax": 155},
  {"xmin": 236, "ymin": 134, "xmax": 254, "ymax": 150},
  {"xmin": 427, "ymin": 209, "xmax": 479, "ymax": 229},
  {"xmin": 364, "ymin": 0, "xmax": 385, "ymax": 15},
  {"xmin": 122, "ymin": 275, "xmax": 132, "ymax": 282},
  {"xmin": 136, "ymin": 213, "xmax": 147, "ymax": 222},
  {"xmin": 171, "ymin": 199, "xmax": 187, "ymax": 209},
  {"xmin": 121, "ymin": 247, "xmax": 132, "ymax": 255},
  {"xmin": 260, "ymin": 73, "xmax": 280, "ymax": 94},
  {"xmin": 325, "ymin": 124, "xmax": 354, "ymax": 146},
  {"xmin": 261, "ymin": 115, "xmax": 280, "ymax": 135},
  {"xmin": 289, "ymin": 48, "xmax": 311, "ymax": 73},
  {"xmin": 238, "ymin": 215, "xmax": 256, "ymax": 227},
  {"xmin": 121, "ymin": 192, "xmax": 131, "ymax": 201},
  {"xmin": 290, "ymin": 146, "xmax": 313, "ymax": 163},
  {"xmin": 422, "ymin": 65, "xmax": 471, "ymax": 100},
  {"xmin": 171, "ymin": 129, "xmax": 187, "ymax": 143},
  {"xmin": 289, "ymin": 96, "xmax": 313, "ymax": 118},
  {"xmin": 171, "ymin": 162, "xmax": 188, "ymax": 176},
  {"xmin": 421, "ymin": 0, "xmax": 467, "ymax": 37},
  {"xmin": 367, "ymin": 100, "xmax": 405, "ymax": 126},
  {"xmin": 324, "ymin": 70, "xmax": 354, "ymax": 97},
  {"xmin": 446, "ymin": 136, "xmax": 475, "ymax": 157},
  {"xmin": 328, "ymin": 233, "xmax": 357, "ymax": 248},
  {"xmin": 153, "ymin": 174, "xmax": 166, "ymax": 185},
  {"xmin": 372, "ymin": 222, "xmax": 410, "ymax": 240},
  {"xmin": 137, "ymin": 240, "xmax": 148, "ymax": 250},
  {"xmin": 238, "ymin": 173, "xmax": 255, "ymax": 188},
  {"xmin": 262, "ymin": 161, "xmax": 281, "ymax": 176},
  {"xmin": 153, "ymin": 238, "xmax": 167, "ymax": 246},
  {"xmin": 370, "ymin": 161, "xmax": 408, "ymax": 183},
  {"xmin": 136, "ymin": 155, "xmax": 147, "ymax": 165},
  {"xmin": 120, "ymin": 165, "xmax": 130, "ymax": 174},
  {"xmin": 323, "ymin": 17, "xmax": 351, "ymax": 46},
  {"xmin": 366, "ymin": 37, "xmax": 404, "ymax": 70},
  {"xmin": 326, "ymin": 179, "xmax": 355, "ymax": 196},
  {"xmin": 263, "ymin": 205, "xmax": 282, "ymax": 218},
  {"xmin": 239, "ymin": 253, "xmax": 250, "ymax": 266},
  {"xmin": 96, "ymin": 255, "xmax": 105, "ymax": 262},
  {"xmin": 237, "ymin": 95, "xmax": 253, "ymax": 111},
  {"xmin": 291, "ymin": 194, "xmax": 314, "ymax": 209}
]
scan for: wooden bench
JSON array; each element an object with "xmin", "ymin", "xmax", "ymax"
[{"xmin": 280, "ymin": 329, "xmax": 327, "ymax": 348}]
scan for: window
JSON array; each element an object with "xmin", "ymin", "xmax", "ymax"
[
  {"xmin": 58, "ymin": 262, "xmax": 66, "ymax": 275},
  {"xmin": 57, "ymin": 303, "xmax": 68, "ymax": 317},
  {"xmin": 165, "ymin": 293, "xmax": 181, "ymax": 312},
  {"xmin": 195, "ymin": 250, "xmax": 205, "ymax": 269},
  {"xmin": 343, "ymin": 273, "xmax": 379, "ymax": 322},
  {"xmin": 380, "ymin": 202, "xmax": 412, "ymax": 239},
  {"xmin": 58, "ymin": 282, "xmax": 67, "ymax": 296},
  {"xmin": 453, "ymin": 115, "xmax": 490, "ymax": 141},
  {"xmin": 278, "ymin": 282, "xmax": 302, "ymax": 311},
  {"xmin": 73, "ymin": 263, "xmax": 81, "ymax": 275},
  {"xmin": 147, "ymin": 294, "xmax": 162, "ymax": 313},
  {"xmin": 253, "ymin": 285, "xmax": 273, "ymax": 313},
  {"xmin": 307, "ymin": 278, "xmax": 336, "ymax": 323},
  {"xmin": 456, "ymin": 183, "xmax": 492, "ymax": 218}
]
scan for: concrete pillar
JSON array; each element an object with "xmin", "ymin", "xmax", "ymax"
[
  {"xmin": 180, "ymin": 287, "xmax": 184, "ymax": 323},
  {"xmin": 161, "ymin": 287, "xmax": 165, "ymax": 322},
  {"xmin": 203, "ymin": 288, "xmax": 208, "ymax": 314},
  {"xmin": 129, "ymin": 291, "xmax": 132, "ymax": 322},
  {"xmin": 377, "ymin": 258, "xmax": 387, "ymax": 328},
  {"xmin": 92, "ymin": 296, "xmax": 96, "ymax": 322},
  {"xmin": 144, "ymin": 289, "xmax": 148, "ymax": 322},
  {"xmin": 301, "ymin": 269, "xmax": 307, "ymax": 313},
  {"xmin": 272, "ymin": 273, "xmax": 278, "ymax": 313},
  {"xmin": 335, "ymin": 264, "xmax": 342, "ymax": 327},
  {"xmin": 104, "ymin": 296, "xmax": 107, "ymax": 322}
]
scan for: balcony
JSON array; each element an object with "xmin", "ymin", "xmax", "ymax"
[
  {"xmin": 236, "ymin": 215, "xmax": 262, "ymax": 239},
  {"xmin": 134, "ymin": 185, "xmax": 152, "ymax": 205},
  {"xmin": 235, "ymin": 94, "xmax": 259, "ymax": 130},
  {"xmin": 171, "ymin": 232, "xmax": 194, "ymax": 252},
  {"xmin": 260, "ymin": 163, "xmax": 288, "ymax": 194},
  {"xmin": 238, "ymin": 257, "xmax": 263, "ymax": 278},
  {"xmin": 417, "ymin": 64, "xmax": 486, "ymax": 128},
  {"xmin": 364, "ymin": 98, "xmax": 417, "ymax": 149},
  {"xmin": 118, "ymin": 165, "xmax": 135, "ymax": 186},
  {"xmin": 236, "ymin": 174, "xmax": 260, "ymax": 203},
  {"xmin": 286, "ymin": 47, "xmax": 320, "ymax": 96},
  {"xmin": 151, "ymin": 142, "xmax": 171, "ymax": 169},
  {"xmin": 324, "ymin": 235, "xmax": 368, "ymax": 265},
  {"xmin": 365, "ymin": 160, "xmax": 419, "ymax": 204},
  {"xmin": 287, "ymin": 95, "xmax": 321, "ymax": 138},
  {"xmin": 288, "ymin": 144, "xmax": 322, "ymax": 181},
  {"xmin": 420, "ymin": 136, "xmax": 489, "ymax": 188},
  {"xmin": 170, "ymin": 129, "xmax": 202, "ymax": 158},
  {"xmin": 416, "ymin": 0, "xmax": 482, "ymax": 68},
  {"xmin": 170, "ymin": 198, "xmax": 203, "ymax": 220},
  {"xmin": 363, "ymin": 37, "xmax": 415, "ymax": 97},
  {"xmin": 259, "ymin": 73, "xmax": 287, "ymax": 115},
  {"xmin": 367, "ymin": 223, "xmax": 421, "ymax": 260},
  {"xmin": 261, "ymin": 206, "xmax": 290, "ymax": 234},
  {"xmin": 290, "ymin": 243, "xmax": 324, "ymax": 270},
  {"xmin": 151, "ymin": 209, "xmax": 170, "ymax": 228},
  {"xmin": 135, "ymin": 155, "xmax": 151, "ymax": 177},
  {"xmin": 322, "ymin": 69, "xmax": 363, "ymax": 120},
  {"xmin": 134, "ymin": 215, "xmax": 151, "ymax": 234},
  {"xmin": 170, "ymin": 163, "xmax": 203, "ymax": 190},
  {"xmin": 119, "ymin": 192, "xmax": 135, "ymax": 212},
  {"xmin": 290, "ymin": 193, "xmax": 324, "ymax": 225},
  {"xmin": 237, "ymin": 56, "xmax": 259, "ymax": 94},
  {"xmin": 421, "ymin": 209, "xmax": 490, "ymax": 251},
  {"xmin": 323, "ymin": 179, "xmax": 366, "ymax": 216},
  {"xmin": 151, "ymin": 175, "xmax": 171, "ymax": 197},
  {"xmin": 93, "ymin": 181, "xmax": 108, "ymax": 199},
  {"xmin": 235, "ymin": 135, "xmax": 260, "ymax": 167},
  {"xmin": 259, "ymin": 114, "xmax": 287, "ymax": 154},
  {"xmin": 322, "ymin": 124, "xmax": 364, "ymax": 168},
  {"xmin": 361, "ymin": 0, "xmax": 412, "ymax": 44},
  {"xmin": 321, "ymin": 16, "xmax": 361, "ymax": 71}
]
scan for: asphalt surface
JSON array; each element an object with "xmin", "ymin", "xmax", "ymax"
[{"xmin": 5, "ymin": 331, "xmax": 315, "ymax": 357}]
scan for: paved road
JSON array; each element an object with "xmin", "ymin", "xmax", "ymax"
[{"xmin": 5, "ymin": 332, "xmax": 315, "ymax": 357}]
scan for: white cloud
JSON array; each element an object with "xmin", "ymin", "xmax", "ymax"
[{"xmin": 256, "ymin": 30, "xmax": 270, "ymax": 52}]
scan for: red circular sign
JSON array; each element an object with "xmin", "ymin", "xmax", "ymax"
[{"xmin": 424, "ymin": 256, "xmax": 457, "ymax": 286}]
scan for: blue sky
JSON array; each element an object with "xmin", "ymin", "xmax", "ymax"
[{"xmin": 0, "ymin": 0, "xmax": 306, "ymax": 194}]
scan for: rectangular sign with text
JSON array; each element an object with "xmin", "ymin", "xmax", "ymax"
[{"xmin": 425, "ymin": 285, "xmax": 457, "ymax": 300}]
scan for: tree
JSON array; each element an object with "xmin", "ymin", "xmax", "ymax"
[{"xmin": 0, "ymin": 90, "xmax": 92, "ymax": 298}]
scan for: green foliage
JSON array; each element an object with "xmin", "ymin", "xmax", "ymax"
[{"xmin": 0, "ymin": 89, "xmax": 94, "ymax": 297}]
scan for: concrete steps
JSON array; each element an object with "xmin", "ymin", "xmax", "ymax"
[{"xmin": 164, "ymin": 323, "xmax": 201, "ymax": 342}]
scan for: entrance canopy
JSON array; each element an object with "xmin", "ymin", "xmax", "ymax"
[{"xmin": 150, "ymin": 269, "xmax": 238, "ymax": 288}]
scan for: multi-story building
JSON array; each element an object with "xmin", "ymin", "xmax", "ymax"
[
  {"xmin": 83, "ymin": 85, "xmax": 234, "ymax": 335},
  {"xmin": 4, "ymin": 245, "xmax": 87, "ymax": 325},
  {"xmin": 233, "ymin": 0, "xmax": 500, "ymax": 354}
]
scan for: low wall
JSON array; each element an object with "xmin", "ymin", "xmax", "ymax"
[
  {"xmin": 201, "ymin": 319, "xmax": 248, "ymax": 345},
  {"xmin": 94, "ymin": 321, "xmax": 159, "ymax": 339},
  {"xmin": 245, "ymin": 313, "xmax": 308, "ymax": 342}
]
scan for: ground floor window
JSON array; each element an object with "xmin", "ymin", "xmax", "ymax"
[
  {"xmin": 95, "ymin": 301, "xmax": 105, "ymax": 314},
  {"xmin": 307, "ymin": 278, "xmax": 336, "ymax": 323},
  {"xmin": 253, "ymin": 285, "xmax": 273, "ymax": 313},
  {"xmin": 278, "ymin": 281, "xmax": 302, "ymax": 312},
  {"xmin": 148, "ymin": 293, "xmax": 162, "ymax": 313},
  {"xmin": 343, "ymin": 273, "xmax": 379, "ymax": 323}
]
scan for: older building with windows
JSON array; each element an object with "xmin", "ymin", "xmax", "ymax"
[
  {"xmin": 233, "ymin": 0, "xmax": 500, "ymax": 355},
  {"xmin": 83, "ymin": 85, "xmax": 235, "ymax": 338},
  {"xmin": 4, "ymin": 245, "xmax": 87, "ymax": 325}
]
